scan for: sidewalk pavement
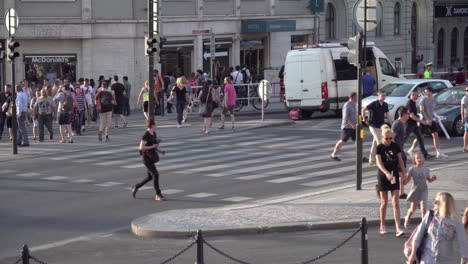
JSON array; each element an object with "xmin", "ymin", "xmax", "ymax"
[{"xmin": 132, "ymin": 163, "xmax": 468, "ymax": 238}]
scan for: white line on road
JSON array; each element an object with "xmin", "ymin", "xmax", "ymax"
[
  {"xmin": 70, "ymin": 179, "xmax": 96, "ymax": 183},
  {"xmin": 42, "ymin": 176, "xmax": 68, "ymax": 181},
  {"xmin": 186, "ymin": 192, "xmax": 217, "ymax": 198},
  {"xmin": 16, "ymin": 172, "xmax": 41, "ymax": 177},
  {"xmin": 222, "ymin": 196, "xmax": 253, "ymax": 202},
  {"xmin": 94, "ymin": 182, "xmax": 124, "ymax": 187}
]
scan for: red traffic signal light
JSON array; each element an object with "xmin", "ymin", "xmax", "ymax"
[{"xmin": 145, "ymin": 36, "xmax": 160, "ymax": 55}]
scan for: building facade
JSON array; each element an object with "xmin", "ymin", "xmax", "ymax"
[{"xmin": 0, "ymin": 0, "xmax": 466, "ymax": 108}]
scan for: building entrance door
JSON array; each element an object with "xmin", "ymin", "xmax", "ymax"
[{"xmin": 240, "ymin": 39, "xmax": 265, "ymax": 82}]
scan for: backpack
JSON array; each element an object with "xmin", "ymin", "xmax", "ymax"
[
  {"xmin": 37, "ymin": 100, "xmax": 50, "ymax": 115},
  {"xmin": 61, "ymin": 92, "xmax": 73, "ymax": 112},
  {"xmin": 100, "ymin": 91, "xmax": 113, "ymax": 108},
  {"xmin": 241, "ymin": 69, "xmax": 248, "ymax": 84}
]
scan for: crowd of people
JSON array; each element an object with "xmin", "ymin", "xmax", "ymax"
[
  {"xmin": 0, "ymin": 75, "xmax": 132, "ymax": 145},
  {"xmin": 330, "ymin": 86, "xmax": 468, "ymax": 263}
]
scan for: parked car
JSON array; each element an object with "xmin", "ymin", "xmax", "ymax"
[
  {"xmin": 433, "ymin": 86, "xmax": 466, "ymax": 137},
  {"xmin": 362, "ymin": 79, "xmax": 453, "ymax": 121}
]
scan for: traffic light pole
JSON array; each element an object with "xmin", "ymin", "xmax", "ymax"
[
  {"xmin": 356, "ymin": 33, "xmax": 363, "ymax": 190},
  {"xmin": 11, "ymin": 44, "xmax": 18, "ymax": 155},
  {"xmin": 356, "ymin": 0, "xmax": 368, "ymax": 190},
  {"xmin": 148, "ymin": 0, "xmax": 155, "ymax": 120}
]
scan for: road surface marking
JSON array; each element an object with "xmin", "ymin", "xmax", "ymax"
[
  {"xmin": 186, "ymin": 192, "xmax": 217, "ymax": 198},
  {"xmin": 222, "ymin": 196, "xmax": 252, "ymax": 202},
  {"xmin": 70, "ymin": 179, "xmax": 96, "ymax": 183},
  {"xmin": 94, "ymin": 182, "xmax": 124, "ymax": 187},
  {"xmin": 16, "ymin": 172, "xmax": 41, "ymax": 177},
  {"xmin": 43, "ymin": 176, "xmax": 68, "ymax": 181}
]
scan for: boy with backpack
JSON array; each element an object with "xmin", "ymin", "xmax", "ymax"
[{"xmin": 95, "ymin": 82, "xmax": 115, "ymax": 142}]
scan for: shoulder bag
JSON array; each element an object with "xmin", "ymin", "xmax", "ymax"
[{"xmin": 403, "ymin": 209, "xmax": 434, "ymax": 261}]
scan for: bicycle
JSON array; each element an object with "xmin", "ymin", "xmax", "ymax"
[{"xmin": 233, "ymin": 84, "xmax": 269, "ymax": 112}]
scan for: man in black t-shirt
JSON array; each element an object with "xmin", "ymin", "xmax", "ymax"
[
  {"xmin": 111, "ymin": 75, "xmax": 128, "ymax": 128},
  {"xmin": 362, "ymin": 91, "xmax": 392, "ymax": 165},
  {"xmin": 404, "ymin": 90, "xmax": 433, "ymax": 159}
]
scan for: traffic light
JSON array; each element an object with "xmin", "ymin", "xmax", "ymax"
[
  {"xmin": 7, "ymin": 40, "xmax": 20, "ymax": 61},
  {"xmin": 145, "ymin": 35, "xmax": 160, "ymax": 56},
  {"xmin": 347, "ymin": 34, "xmax": 361, "ymax": 67},
  {"xmin": 0, "ymin": 42, "xmax": 5, "ymax": 60}
]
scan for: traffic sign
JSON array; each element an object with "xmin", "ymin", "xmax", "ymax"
[
  {"xmin": 353, "ymin": 0, "xmax": 382, "ymax": 32},
  {"xmin": 5, "ymin": 8, "xmax": 19, "ymax": 36},
  {"xmin": 203, "ymin": 51, "xmax": 227, "ymax": 60},
  {"xmin": 258, "ymin": 80, "xmax": 271, "ymax": 101}
]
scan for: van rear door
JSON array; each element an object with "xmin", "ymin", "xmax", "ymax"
[
  {"xmin": 301, "ymin": 53, "xmax": 322, "ymax": 106},
  {"xmin": 284, "ymin": 52, "xmax": 303, "ymax": 105}
]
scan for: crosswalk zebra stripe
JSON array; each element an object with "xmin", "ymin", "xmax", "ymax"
[
  {"xmin": 180, "ymin": 152, "xmax": 308, "ymax": 174},
  {"xmin": 222, "ymin": 196, "xmax": 253, "ymax": 202},
  {"xmin": 234, "ymin": 136, "xmax": 304, "ymax": 146},
  {"xmin": 300, "ymin": 171, "xmax": 376, "ymax": 187},
  {"xmin": 94, "ymin": 182, "xmax": 124, "ymax": 187},
  {"xmin": 186, "ymin": 192, "xmax": 217, "ymax": 198},
  {"xmin": 70, "ymin": 179, "xmax": 96, "ymax": 183},
  {"xmin": 159, "ymin": 150, "xmax": 272, "ymax": 171},
  {"xmin": 16, "ymin": 172, "xmax": 41, "ymax": 177},
  {"xmin": 43, "ymin": 176, "xmax": 68, "ymax": 181}
]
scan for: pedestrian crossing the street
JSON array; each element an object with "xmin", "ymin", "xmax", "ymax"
[{"xmin": 2, "ymin": 130, "xmax": 467, "ymax": 203}]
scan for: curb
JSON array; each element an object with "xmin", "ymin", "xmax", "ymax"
[{"xmin": 131, "ymin": 217, "xmax": 421, "ymax": 239}]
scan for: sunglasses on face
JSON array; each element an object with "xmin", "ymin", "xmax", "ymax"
[{"xmin": 385, "ymin": 137, "xmax": 393, "ymax": 140}]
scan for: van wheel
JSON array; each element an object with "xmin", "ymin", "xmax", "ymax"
[{"xmin": 301, "ymin": 110, "xmax": 313, "ymax": 119}]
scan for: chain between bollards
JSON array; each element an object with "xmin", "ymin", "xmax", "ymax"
[{"xmin": 360, "ymin": 217, "xmax": 368, "ymax": 264}]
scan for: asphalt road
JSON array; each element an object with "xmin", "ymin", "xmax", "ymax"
[{"xmin": 0, "ymin": 112, "xmax": 465, "ymax": 261}]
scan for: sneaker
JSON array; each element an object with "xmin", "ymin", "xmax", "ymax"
[
  {"xmin": 68, "ymin": 139, "xmax": 74, "ymax": 143},
  {"xmin": 436, "ymin": 152, "xmax": 448, "ymax": 159},
  {"xmin": 424, "ymin": 153, "xmax": 435, "ymax": 160},
  {"xmin": 177, "ymin": 124, "xmax": 181, "ymax": 128},
  {"xmin": 331, "ymin": 155, "xmax": 341, "ymax": 161},
  {"xmin": 59, "ymin": 139, "xmax": 66, "ymax": 143},
  {"xmin": 463, "ymin": 148, "xmax": 468, "ymax": 153},
  {"xmin": 204, "ymin": 130, "xmax": 209, "ymax": 135}
]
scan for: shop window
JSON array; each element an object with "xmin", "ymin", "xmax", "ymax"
[
  {"xmin": 437, "ymin": 28, "xmax": 445, "ymax": 66},
  {"xmin": 326, "ymin": 3, "xmax": 336, "ymax": 39},
  {"xmin": 450, "ymin": 28, "xmax": 458, "ymax": 65},
  {"xmin": 464, "ymin": 27, "xmax": 468, "ymax": 66},
  {"xmin": 24, "ymin": 55, "xmax": 77, "ymax": 86},
  {"xmin": 394, "ymin": 2, "xmax": 400, "ymax": 35},
  {"xmin": 375, "ymin": 1, "xmax": 383, "ymax": 37}
]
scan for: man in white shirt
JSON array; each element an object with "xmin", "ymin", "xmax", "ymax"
[
  {"xmin": 231, "ymin": 65, "xmax": 243, "ymax": 85},
  {"xmin": 80, "ymin": 78, "xmax": 95, "ymax": 130},
  {"xmin": 16, "ymin": 85, "xmax": 30, "ymax": 146}
]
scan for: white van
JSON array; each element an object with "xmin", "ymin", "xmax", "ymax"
[{"xmin": 284, "ymin": 43, "xmax": 404, "ymax": 118}]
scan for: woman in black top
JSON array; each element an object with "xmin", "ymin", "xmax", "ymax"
[
  {"xmin": 198, "ymin": 80, "xmax": 219, "ymax": 134},
  {"xmin": 132, "ymin": 119, "xmax": 166, "ymax": 201},
  {"xmin": 376, "ymin": 125, "xmax": 407, "ymax": 236},
  {"xmin": 171, "ymin": 77, "xmax": 189, "ymax": 127}
]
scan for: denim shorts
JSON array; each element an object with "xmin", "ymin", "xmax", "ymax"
[{"xmin": 465, "ymin": 117, "xmax": 468, "ymax": 132}]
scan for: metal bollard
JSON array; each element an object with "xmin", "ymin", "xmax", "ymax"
[
  {"xmin": 360, "ymin": 218, "xmax": 368, "ymax": 264},
  {"xmin": 195, "ymin": 230, "xmax": 204, "ymax": 264},
  {"xmin": 21, "ymin": 244, "xmax": 30, "ymax": 264}
]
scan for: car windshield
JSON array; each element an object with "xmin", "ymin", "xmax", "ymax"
[
  {"xmin": 434, "ymin": 89, "xmax": 465, "ymax": 105},
  {"xmin": 375, "ymin": 83, "xmax": 414, "ymax": 97}
]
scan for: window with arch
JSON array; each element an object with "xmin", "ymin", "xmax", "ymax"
[
  {"xmin": 326, "ymin": 3, "xmax": 336, "ymax": 39},
  {"xmin": 375, "ymin": 1, "xmax": 383, "ymax": 37},
  {"xmin": 394, "ymin": 2, "xmax": 401, "ymax": 35},
  {"xmin": 464, "ymin": 27, "xmax": 468, "ymax": 65},
  {"xmin": 450, "ymin": 28, "xmax": 458, "ymax": 65},
  {"xmin": 437, "ymin": 28, "xmax": 445, "ymax": 66}
]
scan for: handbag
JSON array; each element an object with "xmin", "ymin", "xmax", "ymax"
[
  {"xmin": 403, "ymin": 210, "xmax": 434, "ymax": 261},
  {"xmin": 167, "ymin": 95, "xmax": 176, "ymax": 105},
  {"xmin": 146, "ymin": 150, "xmax": 159, "ymax": 163}
]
